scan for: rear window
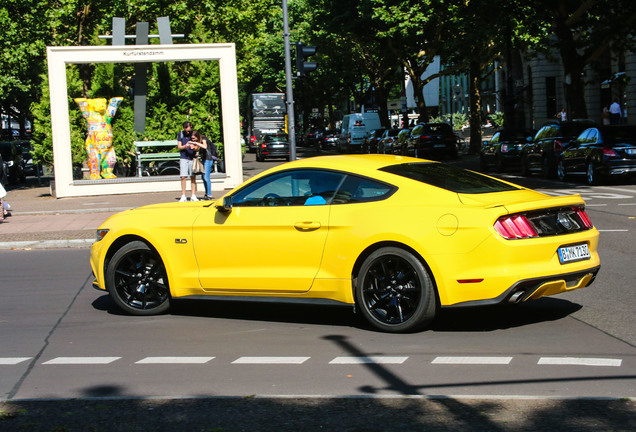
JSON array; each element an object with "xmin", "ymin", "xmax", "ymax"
[{"xmin": 379, "ymin": 162, "xmax": 521, "ymax": 194}]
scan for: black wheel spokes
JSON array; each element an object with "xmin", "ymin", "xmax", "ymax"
[
  {"xmin": 363, "ymin": 256, "xmax": 421, "ymax": 325},
  {"xmin": 115, "ymin": 251, "xmax": 168, "ymax": 310}
]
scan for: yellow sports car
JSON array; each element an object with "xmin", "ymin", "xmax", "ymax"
[{"xmin": 91, "ymin": 155, "xmax": 600, "ymax": 333}]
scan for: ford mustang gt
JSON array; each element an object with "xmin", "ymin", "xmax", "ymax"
[{"xmin": 91, "ymin": 155, "xmax": 600, "ymax": 333}]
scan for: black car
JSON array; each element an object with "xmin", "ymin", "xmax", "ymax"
[
  {"xmin": 557, "ymin": 125, "xmax": 636, "ymax": 185},
  {"xmin": 378, "ymin": 129, "xmax": 400, "ymax": 154},
  {"xmin": 391, "ymin": 128, "xmax": 412, "ymax": 155},
  {"xmin": 320, "ymin": 130, "xmax": 339, "ymax": 151},
  {"xmin": 256, "ymin": 133, "xmax": 290, "ymax": 162},
  {"xmin": 521, "ymin": 120, "xmax": 597, "ymax": 178},
  {"xmin": 403, "ymin": 123, "xmax": 458, "ymax": 160},
  {"xmin": 362, "ymin": 128, "xmax": 386, "ymax": 153},
  {"xmin": 0, "ymin": 141, "xmax": 26, "ymax": 185},
  {"xmin": 480, "ymin": 129, "xmax": 533, "ymax": 172}
]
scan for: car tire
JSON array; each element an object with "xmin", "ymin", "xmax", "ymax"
[
  {"xmin": 495, "ymin": 153, "xmax": 505, "ymax": 172},
  {"xmin": 355, "ymin": 247, "xmax": 437, "ymax": 333},
  {"xmin": 479, "ymin": 155, "xmax": 488, "ymax": 172},
  {"xmin": 542, "ymin": 156, "xmax": 554, "ymax": 179},
  {"xmin": 106, "ymin": 240, "xmax": 171, "ymax": 316},
  {"xmin": 520, "ymin": 156, "xmax": 530, "ymax": 176},
  {"xmin": 557, "ymin": 160, "xmax": 567, "ymax": 181},
  {"xmin": 586, "ymin": 160, "xmax": 599, "ymax": 185}
]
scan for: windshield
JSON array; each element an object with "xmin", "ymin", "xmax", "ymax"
[{"xmin": 379, "ymin": 162, "xmax": 521, "ymax": 194}]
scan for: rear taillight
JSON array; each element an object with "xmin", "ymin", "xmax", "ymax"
[
  {"xmin": 602, "ymin": 147, "xmax": 618, "ymax": 157},
  {"xmin": 501, "ymin": 144, "xmax": 509, "ymax": 152},
  {"xmin": 554, "ymin": 139, "xmax": 563, "ymax": 152},
  {"xmin": 494, "ymin": 215, "xmax": 539, "ymax": 239},
  {"xmin": 574, "ymin": 207, "xmax": 593, "ymax": 229}
]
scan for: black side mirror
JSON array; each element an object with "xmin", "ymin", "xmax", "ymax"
[{"xmin": 215, "ymin": 196, "xmax": 233, "ymax": 212}]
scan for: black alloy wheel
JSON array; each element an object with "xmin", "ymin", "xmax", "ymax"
[
  {"xmin": 586, "ymin": 160, "xmax": 599, "ymax": 185},
  {"xmin": 557, "ymin": 160, "xmax": 567, "ymax": 181},
  {"xmin": 355, "ymin": 247, "xmax": 437, "ymax": 333},
  {"xmin": 106, "ymin": 241, "xmax": 171, "ymax": 315}
]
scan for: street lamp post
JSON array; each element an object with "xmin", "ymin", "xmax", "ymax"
[{"xmin": 282, "ymin": 0, "xmax": 297, "ymax": 160}]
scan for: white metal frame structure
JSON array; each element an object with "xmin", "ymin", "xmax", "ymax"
[{"xmin": 46, "ymin": 44, "xmax": 242, "ymax": 197}]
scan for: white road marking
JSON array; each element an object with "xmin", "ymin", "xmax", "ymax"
[
  {"xmin": 585, "ymin": 204, "xmax": 607, "ymax": 207},
  {"xmin": 232, "ymin": 356, "xmax": 310, "ymax": 364},
  {"xmin": 618, "ymin": 203, "xmax": 636, "ymax": 206},
  {"xmin": 432, "ymin": 356, "xmax": 513, "ymax": 365},
  {"xmin": 0, "ymin": 357, "xmax": 31, "ymax": 365},
  {"xmin": 597, "ymin": 229, "xmax": 629, "ymax": 232},
  {"xmin": 136, "ymin": 356, "xmax": 215, "ymax": 364},
  {"xmin": 538, "ymin": 357, "xmax": 622, "ymax": 367},
  {"xmin": 43, "ymin": 357, "xmax": 121, "ymax": 365},
  {"xmin": 329, "ymin": 356, "xmax": 408, "ymax": 364}
]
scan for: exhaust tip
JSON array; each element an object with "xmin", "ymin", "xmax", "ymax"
[{"xmin": 509, "ymin": 291, "xmax": 525, "ymax": 304}]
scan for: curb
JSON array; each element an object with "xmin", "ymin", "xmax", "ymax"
[{"xmin": 0, "ymin": 239, "xmax": 94, "ymax": 250}]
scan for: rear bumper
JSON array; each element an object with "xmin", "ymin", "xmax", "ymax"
[{"xmin": 444, "ymin": 266, "xmax": 600, "ymax": 308}]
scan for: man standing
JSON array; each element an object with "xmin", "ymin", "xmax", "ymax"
[
  {"xmin": 177, "ymin": 123, "xmax": 200, "ymax": 202},
  {"xmin": 609, "ymin": 99, "xmax": 622, "ymax": 125}
]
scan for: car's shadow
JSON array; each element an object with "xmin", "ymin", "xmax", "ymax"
[{"xmin": 92, "ymin": 294, "xmax": 582, "ymax": 333}]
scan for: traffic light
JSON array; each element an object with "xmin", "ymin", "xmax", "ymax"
[{"xmin": 295, "ymin": 43, "xmax": 317, "ymax": 77}]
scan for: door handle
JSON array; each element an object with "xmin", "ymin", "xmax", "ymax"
[{"xmin": 294, "ymin": 221, "xmax": 322, "ymax": 231}]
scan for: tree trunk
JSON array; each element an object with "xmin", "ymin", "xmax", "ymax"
[{"xmin": 469, "ymin": 60, "xmax": 483, "ymax": 154}]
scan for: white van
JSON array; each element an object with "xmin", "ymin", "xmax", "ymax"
[{"xmin": 338, "ymin": 113, "xmax": 382, "ymax": 153}]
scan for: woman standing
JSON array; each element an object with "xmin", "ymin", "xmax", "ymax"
[
  {"xmin": 200, "ymin": 135, "xmax": 218, "ymax": 200},
  {"xmin": 178, "ymin": 129, "xmax": 207, "ymax": 202}
]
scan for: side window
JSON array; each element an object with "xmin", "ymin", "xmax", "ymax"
[
  {"xmin": 585, "ymin": 129, "xmax": 599, "ymax": 145},
  {"xmin": 411, "ymin": 125, "xmax": 423, "ymax": 136},
  {"xmin": 335, "ymin": 175, "xmax": 397, "ymax": 204},
  {"xmin": 230, "ymin": 170, "xmax": 346, "ymax": 207},
  {"xmin": 490, "ymin": 132, "xmax": 500, "ymax": 144},
  {"xmin": 576, "ymin": 130, "xmax": 591, "ymax": 145}
]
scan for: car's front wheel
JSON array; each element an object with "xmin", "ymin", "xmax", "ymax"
[
  {"xmin": 106, "ymin": 240, "xmax": 171, "ymax": 315},
  {"xmin": 355, "ymin": 247, "xmax": 437, "ymax": 333}
]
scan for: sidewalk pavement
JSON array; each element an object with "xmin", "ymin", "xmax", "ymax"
[
  {"xmin": 0, "ymin": 150, "xmax": 482, "ymax": 250},
  {"xmin": 0, "ymin": 180, "xmax": 222, "ymax": 249}
]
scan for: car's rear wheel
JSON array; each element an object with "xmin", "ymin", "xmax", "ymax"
[
  {"xmin": 586, "ymin": 160, "xmax": 599, "ymax": 185},
  {"xmin": 557, "ymin": 160, "xmax": 567, "ymax": 181},
  {"xmin": 106, "ymin": 240, "xmax": 171, "ymax": 315},
  {"xmin": 355, "ymin": 247, "xmax": 437, "ymax": 333}
]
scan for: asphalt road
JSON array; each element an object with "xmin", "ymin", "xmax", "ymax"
[{"xmin": 1, "ymin": 153, "xmax": 635, "ymax": 430}]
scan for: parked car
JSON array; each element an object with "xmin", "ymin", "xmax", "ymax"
[
  {"xmin": 556, "ymin": 125, "xmax": 636, "ymax": 185},
  {"xmin": 15, "ymin": 141, "xmax": 42, "ymax": 177},
  {"xmin": 0, "ymin": 141, "xmax": 26, "ymax": 185},
  {"xmin": 378, "ymin": 129, "xmax": 400, "ymax": 154},
  {"xmin": 404, "ymin": 123, "xmax": 459, "ymax": 159},
  {"xmin": 256, "ymin": 133, "xmax": 290, "ymax": 162},
  {"xmin": 91, "ymin": 154, "xmax": 600, "ymax": 333},
  {"xmin": 391, "ymin": 128, "xmax": 412, "ymax": 155},
  {"xmin": 480, "ymin": 129, "xmax": 533, "ymax": 172},
  {"xmin": 521, "ymin": 120, "xmax": 597, "ymax": 178},
  {"xmin": 362, "ymin": 128, "xmax": 386, "ymax": 153},
  {"xmin": 320, "ymin": 130, "xmax": 339, "ymax": 151}
]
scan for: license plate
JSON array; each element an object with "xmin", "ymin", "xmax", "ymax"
[
  {"xmin": 558, "ymin": 243, "xmax": 591, "ymax": 264},
  {"xmin": 271, "ymin": 144, "xmax": 284, "ymax": 148},
  {"xmin": 433, "ymin": 144, "xmax": 446, "ymax": 148}
]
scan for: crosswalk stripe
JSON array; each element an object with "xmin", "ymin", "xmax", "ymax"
[
  {"xmin": 432, "ymin": 356, "xmax": 513, "ymax": 365},
  {"xmin": 136, "ymin": 357, "xmax": 215, "ymax": 364},
  {"xmin": 43, "ymin": 357, "xmax": 121, "ymax": 365},
  {"xmin": 329, "ymin": 356, "xmax": 408, "ymax": 364},
  {"xmin": 0, "ymin": 357, "xmax": 31, "ymax": 365},
  {"xmin": 232, "ymin": 357, "xmax": 310, "ymax": 364},
  {"xmin": 538, "ymin": 357, "xmax": 622, "ymax": 367}
]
